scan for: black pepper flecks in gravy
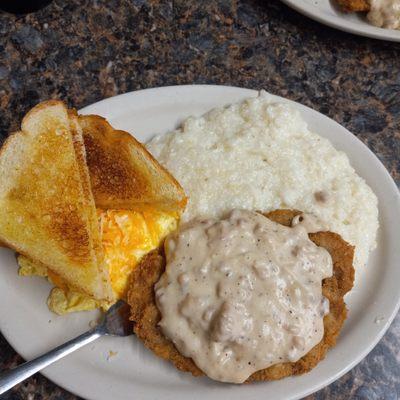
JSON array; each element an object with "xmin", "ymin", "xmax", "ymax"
[{"xmin": 155, "ymin": 210, "xmax": 333, "ymax": 383}]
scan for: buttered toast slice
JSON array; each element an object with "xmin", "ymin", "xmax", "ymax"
[
  {"xmin": 78, "ymin": 114, "xmax": 187, "ymax": 213},
  {"xmin": 0, "ymin": 101, "xmax": 113, "ymax": 301}
]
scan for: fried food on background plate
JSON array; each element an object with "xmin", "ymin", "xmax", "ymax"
[
  {"xmin": 128, "ymin": 209, "xmax": 355, "ymax": 382},
  {"xmin": 336, "ymin": 0, "xmax": 370, "ymax": 12}
]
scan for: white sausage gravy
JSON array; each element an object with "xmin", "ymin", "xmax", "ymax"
[{"xmin": 155, "ymin": 210, "xmax": 333, "ymax": 383}]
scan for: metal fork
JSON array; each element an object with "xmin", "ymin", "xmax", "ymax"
[{"xmin": 0, "ymin": 300, "xmax": 133, "ymax": 395}]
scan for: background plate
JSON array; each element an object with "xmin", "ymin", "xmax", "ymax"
[
  {"xmin": 0, "ymin": 85, "xmax": 399, "ymax": 400},
  {"xmin": 281, "ymin": 0, "xmax": 400, "ymax": 41}
]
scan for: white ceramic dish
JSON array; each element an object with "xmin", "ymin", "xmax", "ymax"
[
  {"xmin": 0, "ymin": 85, "xmax": 399, "ymax": 400},
  {"xmin": 281, "ymin": 0, "xmax": 400, "ymax": 41}
]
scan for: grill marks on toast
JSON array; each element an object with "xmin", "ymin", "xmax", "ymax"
[{"xmin": 128, "ymin": 209, "xmax": 355, "ymax": 382}]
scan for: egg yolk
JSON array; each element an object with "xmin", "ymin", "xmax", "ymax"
[{"xmin": 99, "ymin": 209, "xmax": 178, "ymax": 299}]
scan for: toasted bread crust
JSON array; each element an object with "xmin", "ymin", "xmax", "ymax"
[
  {"xmin": 336, "ymin": 0, "xmax": 370, "ymax": 12},
  {"xmin": 128, "ymin": 209, "xmax": 355, "ymax": 381},
  {"xmin": 21, "ymin": 99, "xmax": 66, "ymax": 124},
  {"xmin": 0, "ymin": 101, "xmax": 113, "ymax": 301},
  {"xmin": 78, "ymin": 115, "xmax": 187, "ymax": 213},
  {"xmin": 68, "ymin": 112, "xmax": 114, "ymax": 301}
]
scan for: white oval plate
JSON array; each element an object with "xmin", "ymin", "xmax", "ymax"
[
  {"xmin": 281, "ymin": 0, "xmax": 400, "ymax": 41},
  {"xmin": 0, "ymin": 85, "xmax": 399, "ymax": 400}
]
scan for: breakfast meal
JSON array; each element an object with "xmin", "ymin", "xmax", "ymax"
[
  {"xmin": 128, "ymin": 209, "xmax": 354, "ymax": 383},
  {"xmin": 0, "ymin": 93, "xmax": 379, "ymax": 384},
  {"xmin": 0, "ymin": 100, "xmax": 186, "ymax": 314},
  {"xmin": 336, "ymin": 0, "xmax": 400, "ymax": 30}
]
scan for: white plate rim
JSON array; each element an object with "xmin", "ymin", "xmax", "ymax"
[
  {"xmin": 280, "ymin": 0, "xmax": 400, "ymax": 41},
  {"xmin": 0, "ymin": 84, "xmax": 399, "ymax": 400}
]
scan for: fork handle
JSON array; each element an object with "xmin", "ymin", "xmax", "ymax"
[{"xmin": 0, "ymin": 329, "xmax": 102, "ymax": 395}]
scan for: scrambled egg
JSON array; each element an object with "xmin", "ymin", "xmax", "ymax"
[{"xmin": 18, "ymin": 209, "xmax": 178, "ymax": 315}]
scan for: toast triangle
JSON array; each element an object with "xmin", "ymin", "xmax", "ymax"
[
  {"xmin": 0, "ymin": 101, "xmax": 114, "ymax": 301},
  {"xmin": 78, "ymin": 114, "xmax": 187, "ymax": 213}
]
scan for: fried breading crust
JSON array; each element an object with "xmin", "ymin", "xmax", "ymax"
[
  {"xmin": 128, "ymin": 210, "xmax": 355, "ymax": 382},
  {"xmin": 336, "ymin": 0, "xmax": 370, "ymax": 12}
]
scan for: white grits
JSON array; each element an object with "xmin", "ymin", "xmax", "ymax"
[{"xmin": 146, "ymin": 93, "xmax": 379, "ymax": 269}]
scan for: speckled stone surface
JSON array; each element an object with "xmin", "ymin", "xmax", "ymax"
[{"xmin": 0, "ymin": 0, "xmax": 399, "ymax": 399}]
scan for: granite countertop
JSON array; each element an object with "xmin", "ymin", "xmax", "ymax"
[{"xmin": 0, "ymin": 0, "xmax": 399, "ymax": 399}]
